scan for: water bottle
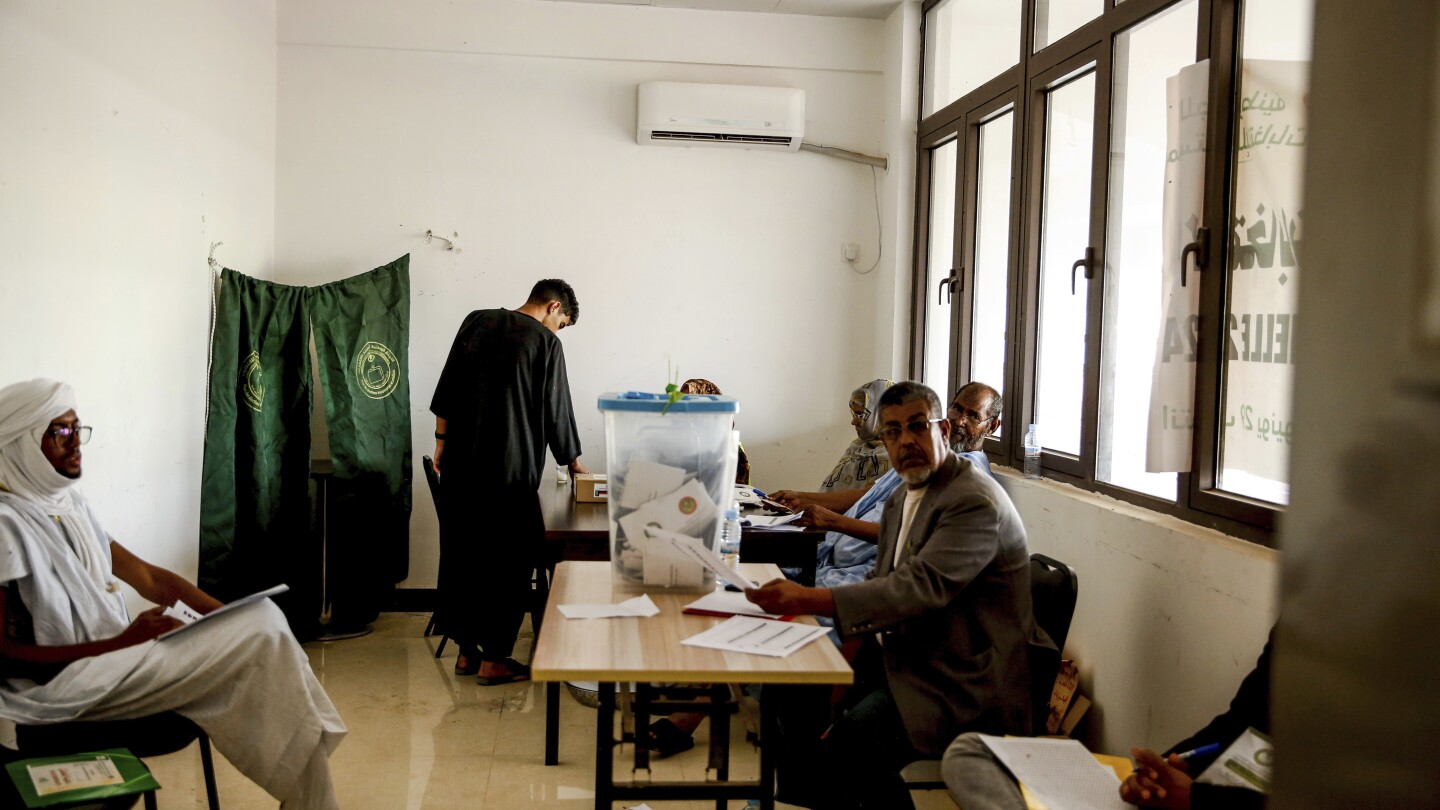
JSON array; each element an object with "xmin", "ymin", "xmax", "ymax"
[
  {"xmin": 717, "ymin": 504, "xmax": 742, "ymax": 583},
  {"xmin": 1023, "ymin": 424, "xmax": 1041, "ymax": 479}
]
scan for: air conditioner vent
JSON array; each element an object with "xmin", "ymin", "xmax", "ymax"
[{"xmin": 649, "ymin": 131, "xmax": 795, "ymax": 146}]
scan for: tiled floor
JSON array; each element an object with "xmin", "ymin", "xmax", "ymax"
[{"xmin": 144, "ymin": 612, "xmax": 958, "ymax": 809}]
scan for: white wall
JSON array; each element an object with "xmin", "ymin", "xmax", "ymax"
[
  {"xmin": 0, "ymin": 1, "xmax": 277, "ymax": 612},
  {"xmin": 275, "ymin": 0, "xmax": 898, "ymax": 589},
  {"xmin": 999, "ymin": 472, "xmax": 1279, "ymax": 755}
]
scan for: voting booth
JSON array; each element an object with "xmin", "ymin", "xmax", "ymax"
[{"xmin": 597, "ymin": 392, "xmax": 739, "ymax": 591}]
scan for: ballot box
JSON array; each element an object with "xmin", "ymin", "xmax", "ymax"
[{"xmin": 596, "ymin": 392, "xmax": 739, "ymax": 591}]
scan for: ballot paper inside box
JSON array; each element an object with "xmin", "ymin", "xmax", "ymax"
[{"xmin": 598, "ymin": 391, "xmax": 739, "ymax": 591}]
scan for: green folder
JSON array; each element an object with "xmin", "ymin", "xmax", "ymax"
[{"xmin": 5, "ymin": 749, "xmax": 159, "ymax": 808}]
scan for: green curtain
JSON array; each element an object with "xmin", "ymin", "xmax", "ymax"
[
  {"xmin": 307, "ymin": 256, "xmax": 413, "ymax": 629},
  {"xmin": 198, "ymin": 269, "xmax": 319, "ymax": 636}
]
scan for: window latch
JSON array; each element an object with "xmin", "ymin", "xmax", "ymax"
[
  {"xmin": 1180, "ymin": 227, "xmax": 1210, "ymax": 287},
  {"xmin": 1070, "ymin": 247, "xmax": 1096, "ymax": 295}
]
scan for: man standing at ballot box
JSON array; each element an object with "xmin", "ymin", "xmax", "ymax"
[
  {"xmin": 747, "ymin": 380, "xmax": 1047, "ymax": 810},
  {"xmin": 431, "ymin": 279, "xmax": 587, "ymax": 685}
]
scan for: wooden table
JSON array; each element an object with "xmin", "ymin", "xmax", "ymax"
[{"xmin": 532, "ymin": 561, "xmax": 852, "ymax": 809}]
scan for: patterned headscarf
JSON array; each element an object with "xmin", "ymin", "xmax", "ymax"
[
  {"xmin": 851, "ymin": 379, "xmax": 893, "ymax": 442},
  {"xmin": 679, "ymin": 379, "xmax": 722, "ymax": 396}
]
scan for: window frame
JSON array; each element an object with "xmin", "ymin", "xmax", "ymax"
[{"xmin": 914, "ymin": 0, "xmax": 1280, "ymax": 544}]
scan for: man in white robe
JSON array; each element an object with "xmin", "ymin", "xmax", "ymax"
[{"xmin": 0, "ymin": 378, "xmax": 346, "ymax": 809}]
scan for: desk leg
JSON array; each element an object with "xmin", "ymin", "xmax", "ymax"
[
  {"xmin": 758, "ymin": 692, "xmax": 777, "ymax": 810},
  {"xmin": 545, "ymin": 681, "xmax": 560, "ymax": 766},
  {"xmin": 595, "ymin": 682, "xmax": 615, "ymax": 810},
  {"xmin": 708, "ymin": 682, "xmax": 730, "ymax": 810}
]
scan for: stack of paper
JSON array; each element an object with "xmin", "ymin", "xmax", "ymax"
[
  {"xmin": 680, "ymin": 615, "xmax": 829, "ymax": 658},
  {"xmin": 614, "ymin": 460, "xmax": 720, "ymax": 588}
]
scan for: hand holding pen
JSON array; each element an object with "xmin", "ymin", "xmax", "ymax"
[{"xmin": 1119, "ymin": 743, "xmax": 1216, "ymax": 809}]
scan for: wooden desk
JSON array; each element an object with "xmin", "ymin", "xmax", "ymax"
[{"xmin": 532, "ymin": 561, "xmax": 852, "ymax": 809}]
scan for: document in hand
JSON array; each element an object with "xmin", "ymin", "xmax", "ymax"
[
  {"xmin": 975, "ymin": 735, "xmax": 1129, "ymax": 810},
  {"xmin": 680, "ymin": 615, "xmax": 829, "ymax": 658},
  {"xmin": 157, "ymin": 584, "xmax": 289, "ymax": 641}
]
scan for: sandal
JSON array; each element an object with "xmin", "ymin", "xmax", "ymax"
[
  {"xmin": 453, "ymin": 653, "xmax": 479, "ymax": 677},
  {"xmin": 475, "ymin": 658, "xmax": 531, "ymax": 686},
  {"xmin": 640, "ymin": 718, "xmax": 695, "ymax": 758}
]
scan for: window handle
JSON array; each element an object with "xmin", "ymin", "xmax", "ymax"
[
  {"xmin": 937, "ymin": 270, "xmax": 958, "ymax": 304},
  {"xmin": 1070, "ymin": 247, "xmax": 1096, "ymax": 295},
  {"xmin": 1180, "ymin": 227, "xmax": 1209, "ymax": 287}
]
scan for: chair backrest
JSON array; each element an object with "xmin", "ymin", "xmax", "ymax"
[
  {"xmin": 1029, "ymin": 553, "xmax": 1078, "ymax": 651},
  {"xmin": 422, "ymin": 455, "xmax": 441, "ymax": 509}
]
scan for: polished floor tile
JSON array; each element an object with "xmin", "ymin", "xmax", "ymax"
[{"xmin": 142, "ymin": 612, "xmax": 957, "ymax": 809}]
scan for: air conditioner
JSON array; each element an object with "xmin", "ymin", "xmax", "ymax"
[{"xmin": 637, "ymin": 81, "xmax": 805, "ymax": 152}]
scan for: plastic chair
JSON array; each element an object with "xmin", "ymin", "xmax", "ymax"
[
  {"xmin": 903, "ymin": 552, "xmax": 1079, "ymax": 793},
  {"xmin": 4, "ymin": 713, "xmax": 220, "ymax": 809}
]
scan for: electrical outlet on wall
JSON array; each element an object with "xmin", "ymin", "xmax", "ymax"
[{"xmin": 842, "ymin": 243, "xmax": 859, "ymax": 262}]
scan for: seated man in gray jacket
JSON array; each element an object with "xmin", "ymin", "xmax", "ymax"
[{"xmin": 746, "ymin": 381, "xmax": 1049, "ymax": 810}]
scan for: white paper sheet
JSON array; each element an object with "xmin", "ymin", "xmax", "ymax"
[
  {"xmin": 642, "ymin": 526, "xmax": 754, "ymax": 591},
  {"xmin": 619, "ymin": 459, "xmax": 688, "ymax": 509},
  {"xmin": 976, "ymin": 735, "xmax": 1129, "ymax": 810},
  {"xmin": 680, "ymin": 615, "xmax": 829, "ymax": 658},
  {"xmin": 683, "ymin": 589, "xmax": 784, "ymax": 619},
  {"xmin": 558, "ymin": 594, "xmax": 660, "ymax": 619},
  {"xmin": 158, "ymin": 584, "xmax": 290, "ymax": 641},
  {"xmin": 617, "ymin": 478, "xmax": 719, "ymax": 544},
  {"xmin": 743, "ymin": 512, "xmax": 805, "ymax": 529}
]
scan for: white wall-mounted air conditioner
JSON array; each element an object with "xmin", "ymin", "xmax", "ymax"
[{"xmin": 637, "ymin": 81, "xmax": 805, "ymax": 152}]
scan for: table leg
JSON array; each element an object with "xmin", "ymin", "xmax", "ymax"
[
  {"xmin": 759, "ymin": 690, "xmax": 777, "ymax": 810},
  {"xmin": 596, "ymin": 682, "xmax": 615, "ymax": 810},
  {"xmin": 709, "ymin": 682, "xmax": 730, "ymax": 810},
  {"xmin": 545, "ymin": 681, "xmax": 560, "ymax": 766}
]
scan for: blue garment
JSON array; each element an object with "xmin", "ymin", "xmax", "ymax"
[{"xmin": 814, "ymin": 450, "xmax": 991, "ymax": 589}]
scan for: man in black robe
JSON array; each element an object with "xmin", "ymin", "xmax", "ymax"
[{"xmin": 430, "ymin": 279, "xmax": 586, "ymax": 684}]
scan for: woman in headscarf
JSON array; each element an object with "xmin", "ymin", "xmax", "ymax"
[
  {"xmin": 678, "ymin": 378, "xmax": 750, "ymax": 485},
  {"xmin": 819, "ymin": 378, "xmax": 893, "ymax": 492}
]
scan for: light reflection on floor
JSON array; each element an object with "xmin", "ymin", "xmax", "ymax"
[{"xmin": 143, "ymin": 612, "xmax": 957, "ymax": 809}]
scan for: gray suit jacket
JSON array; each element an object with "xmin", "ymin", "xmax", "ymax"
[{"xmin": 830, "ymin": 452, "xmax": 1038, "ymax": 755}]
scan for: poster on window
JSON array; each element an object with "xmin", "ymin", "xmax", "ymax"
[
  {"xmin": 1146, "ymin": 61, "xmax": 1208, "ymax": 472},
  {"xmin": 1149, "ymin": 60, "xmax": 1306, "ymax": 497},
  {"xmin": 1219, "ymin": 60, "xmax": 1306, "ymax": 497}
]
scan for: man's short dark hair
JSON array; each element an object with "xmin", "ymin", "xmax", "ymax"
[
  {"xmin": 954, "ymin": 381, "xmax": 1002, "ymax": 421},
  {"xmin": 528, "ymin": 279, "xmax": 579, "ymax": 325},
  {"xmin": 877, "ymin": 380, "xmax": 944, "ymax": 421}
]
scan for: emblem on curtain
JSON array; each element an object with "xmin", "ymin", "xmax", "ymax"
[
  {"xmin": 242, "ymin": 350, "xmax": 265, "ymax": 412},
  {"xmin": 354, "ymin": 341, "xmax": 400, "ymax": 400}
]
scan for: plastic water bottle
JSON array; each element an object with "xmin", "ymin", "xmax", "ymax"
[
  {"xmin": 717, "ymin": 504, "xmax": 742, "ymax": 583},
  {"xmin": 1023, "ymin": 424, "xmax": 1041, "ymax": 479}
]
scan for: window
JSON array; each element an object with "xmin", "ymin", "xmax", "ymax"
[{"xmin": 916, "ymin": 0, "xmax": 1315, "ymax": 541}]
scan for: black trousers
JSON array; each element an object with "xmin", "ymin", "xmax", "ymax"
[{"xmin": 437, "ymin": 478, "xmax": 543, "ymax": 660}]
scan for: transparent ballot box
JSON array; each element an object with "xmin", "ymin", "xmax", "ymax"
[{"xmin": 597, "ymin": 391, "xmax": 739, "ymax": 591}]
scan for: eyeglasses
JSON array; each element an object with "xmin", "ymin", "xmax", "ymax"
[
  {"xmin": 879, "ymin": 418, "xmax": 944, "ymax": 443},
  {"xmin": 47, "ymin": 425, "xmax": 92, "ymax": 446},
  {"xmin": 948, "ymin": 405, "xmax": 997, "ymax": 425}
]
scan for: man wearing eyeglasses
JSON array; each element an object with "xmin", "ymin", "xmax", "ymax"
[
  {"xmin": 747, "ymin": 381, "xmax": 1045, "ymax": 810},
  {"xmin": 0, "ymin": 379, "xmax": 345, "ymax": 809}
]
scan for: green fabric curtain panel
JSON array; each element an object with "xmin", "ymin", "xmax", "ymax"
[
  {"xmin": 198, "ymin": 269, "xmax": 317, "ymax": 633},
  {"xmin": 308, "ymin": 256, "xmax": 413, "ymax": 628}
]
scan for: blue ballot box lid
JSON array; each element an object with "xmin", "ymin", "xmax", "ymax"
[{"xmin": 597, "ymin": 391, "xmax": 739, "ymax": 413}]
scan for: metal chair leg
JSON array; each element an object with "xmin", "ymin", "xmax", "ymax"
[
  {"xmin": 144, "ymin": 789, "xmax": 158, "ymax": 810},
  {"xmin": 199, "ymin": 732, "xmax": 221, "ymax": 809}
]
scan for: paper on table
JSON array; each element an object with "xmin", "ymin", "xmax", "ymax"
[
  {"xmin": 743, "ymin": 512, "xmax": 805, "ymax": 529},
  {"xmin": 619, "ymin": 459, "xmax": 688, "ymax": 509},
  {"xmin": 681, "ymin": 615, "xmax": 829, "ymax": 658},
  {"xmin": 558, "ymin": 594, "xmax": 660, "ymax": 619},
  {"xmin": 642, "ymin": 526, "xmax": 754, "ymax": 591},
  {"xmin": 976, "ymin": 735, "xmax": 1130, "ymax": 810},
  {"xmin": 683, "ymin": 589, "xmax": 785, "ymax": 620}
]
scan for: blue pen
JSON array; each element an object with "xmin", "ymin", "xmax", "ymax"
[
  {"xmin": 1175, "ymin": 743, "xmax": 1222, "ymax": 761},
  {"xmin": 751, "ymin": 487, "xmax": 768, "ymax": 498},
  {"xmin": 1134, "ymin": 742, "xmax": 1221, "ymax": 773}
]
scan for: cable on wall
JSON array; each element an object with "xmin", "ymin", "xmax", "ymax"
[
  {"xmin": 426, "ymin": 230, "xmax": 461, "ymax": 253},
  {"xmin": 203, "ymin": 242, "xmax": 223, "ymax": 439}
]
